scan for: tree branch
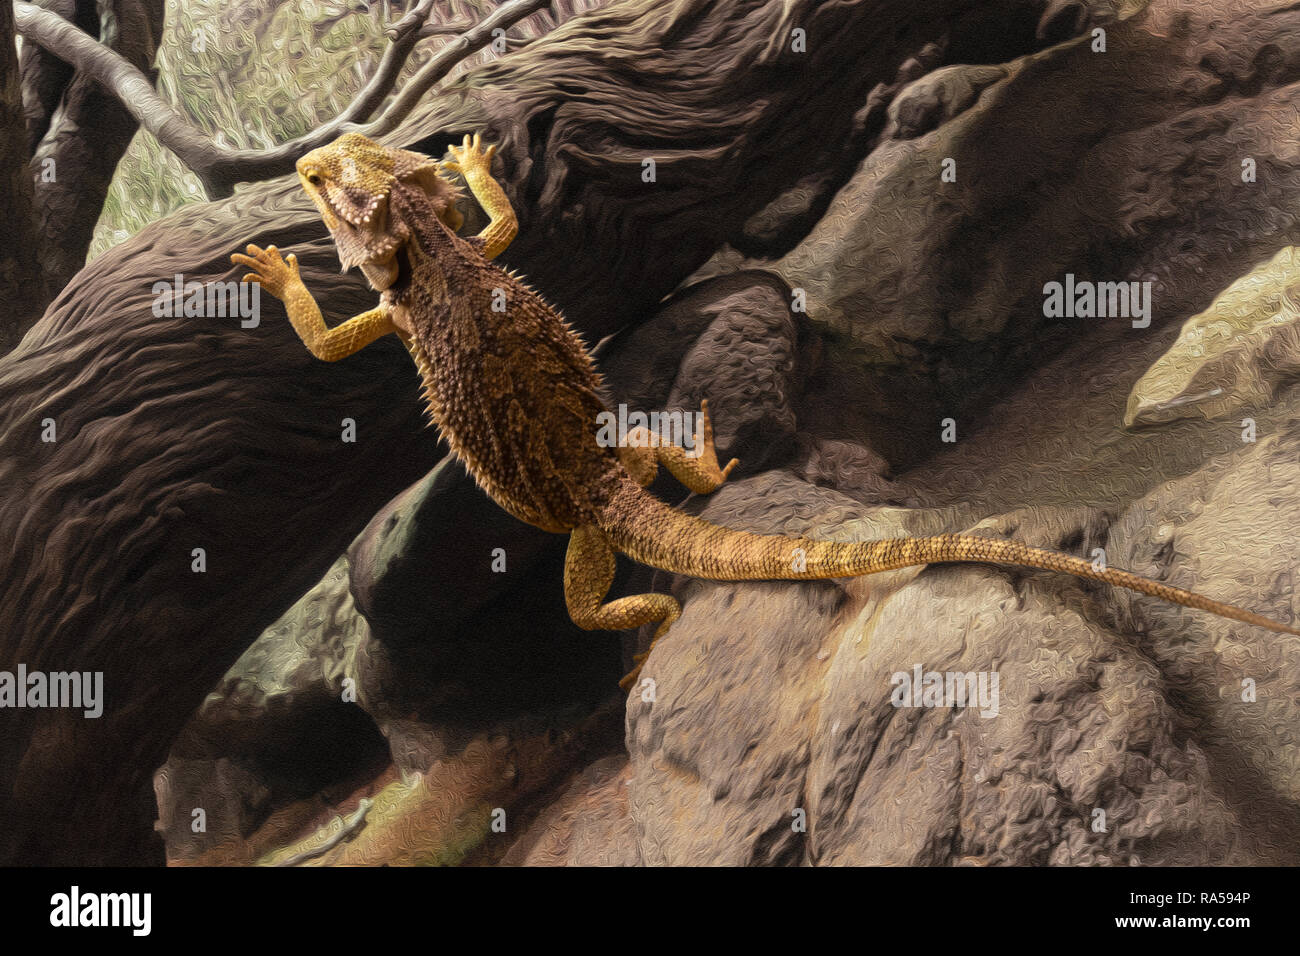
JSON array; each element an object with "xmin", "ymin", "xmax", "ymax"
[
  {"xmin": 14, "ymin": 1, "xmax": 204, "ymax": 169},
  {"xmin": 28, "ymin": 0, "xmax": 165, "ymax": 307},
  {"xmin": 417, "ymin": 0, "xmax": 589, "ymax": 37},
  {"xmin": 349, "ymin": 0, "xmax": 550, "ymax": 141},
  {"xmin": 0, "ymin": 0, "xmax": 46, "ymax": 350},
  {"xmin": 13, "ymin": 0, "xmax": 553, "ymax": 196},
  {"xmin": 17, "ymin": 0, "xmax": 79, "ymax": 154},
  {"xmin": 334, "ymin": 0, "xmax": 437, "ymax": 126}
]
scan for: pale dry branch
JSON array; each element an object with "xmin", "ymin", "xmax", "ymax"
[{"xmin": 13, "ymin": 0, "xmax": 553, "ymax": 196}]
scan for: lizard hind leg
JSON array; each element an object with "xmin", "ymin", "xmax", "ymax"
[
  {"xmin": 563, "ymin": 524, "xmax": 680, "ymax": 690},
  {"xmin": 615, "ymin": 398, "xmax": 739, "ymax": 494},
  {"xmin": 616, "ymin": 437, "xmax": 659, "ymax": 488}
]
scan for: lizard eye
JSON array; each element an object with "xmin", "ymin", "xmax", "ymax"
[{"xmin": 305, "ymin": 171, "xmax": 322, "ymax": 186}]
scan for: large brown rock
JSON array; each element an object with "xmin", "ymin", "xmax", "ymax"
[
  {"xmin": 601, "ymin": 426, "xmax": 1300, "ymax": 864},
  {"xmin": 700, "ymin": 0, "xmax": 1300, "ymax": 468}
]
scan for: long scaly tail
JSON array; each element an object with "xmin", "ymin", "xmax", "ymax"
[{"xmin": 600, "ymin": 481, "xmax": 1300, "ymax": 636}]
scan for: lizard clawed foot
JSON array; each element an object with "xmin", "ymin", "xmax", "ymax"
[
  {"xmin": 230, "ymin": 244, "xmax": 301, "ymax": 301},
  {"xmin": 694, "ymin": 398, "xmax": 739, "ymax": 489},
  {"xmin": 442, "ymin": 131, "xmax": 497, "ymax": 179}
]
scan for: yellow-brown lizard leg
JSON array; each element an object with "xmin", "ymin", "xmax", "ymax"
[
  {"xmin": 617, "ymin": 399, "xmax": 739, "ymax": 494},
  {"xmin": 232, "ymin": 244, "xmax": 396, "ymax": 361},
  {"xmin": 444, "ymin": 133, "xmax": 518, "ymax": 259},
  {"xmin": 564, "ymin": 524, "xmax": 680, "ymax": 690}
]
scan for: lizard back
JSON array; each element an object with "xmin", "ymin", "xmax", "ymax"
[{"xmin": 387, "ymin": 183, "xmax": 621, "ymax": 532}]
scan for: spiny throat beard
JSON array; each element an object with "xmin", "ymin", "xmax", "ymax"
[
  {"xmin": 320, "ymin": 173, "xmax": 461, "ymax": 292},
  {"xmin": 323, "ymin": 196, "xmax": 409, "ymax": 291}
]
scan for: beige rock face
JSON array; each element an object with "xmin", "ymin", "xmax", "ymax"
[
  {"xmin": 1125, "ymin": 246, "xmax": 1300, "ymax": 428},
  {"xmin": 611, "ymin": 440, "xmax": 1300, "ymax": 865}
]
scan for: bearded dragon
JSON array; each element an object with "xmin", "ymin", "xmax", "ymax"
[{"xmin": 232, "ymin": 131, "xmax": 1300, "ymax": 689}]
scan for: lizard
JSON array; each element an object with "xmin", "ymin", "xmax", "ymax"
[{"xmin": 232, "ymin": 131, "xmax": 1300, "ymax": 690}]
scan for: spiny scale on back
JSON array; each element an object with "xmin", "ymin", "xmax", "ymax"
[{"xmin": 403, "ymin": 188, "xmax": 620, "ymax": 532}]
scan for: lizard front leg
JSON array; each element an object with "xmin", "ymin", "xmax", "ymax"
[
  {"xmin": 443, "ymin": 133, "xmax": 518, "ymax": 259},
  {"xmin": 564, "ymin": 523, "xmax": 680, "ymax": 690},
  {"xmin": 232, "ymin": 244, "xmax": 396, "ymax": 361}
]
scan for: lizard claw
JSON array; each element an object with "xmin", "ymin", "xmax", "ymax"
[
  {"xmin": 230, "ymin": 243, "xmax": 300, "ymax": 300},
  {"xmin": 446, "ymin": 131, "xmax": 498, "ymax": 180},
  {"xmin": 692, "ymin": 397, "xmax": 738, "ymax": 488}
]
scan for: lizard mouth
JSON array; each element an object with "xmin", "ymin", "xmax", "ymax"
[
  {"xmin": 325, "ymin": 190, "xmax": 407, "ymax": 272},
  {"xmin": 316, "ymin": 174, "xmax": 460, "ymax": 279}
]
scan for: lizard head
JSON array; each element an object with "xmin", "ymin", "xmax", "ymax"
[{"xmin": 296, "ymin": 132, "xmax": 464, "ymax": 291}]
